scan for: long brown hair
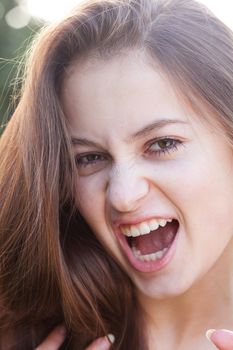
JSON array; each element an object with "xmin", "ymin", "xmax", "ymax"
[{"xmin": 1, "ymin": 0, "xmax": 233, "ymax": 349}]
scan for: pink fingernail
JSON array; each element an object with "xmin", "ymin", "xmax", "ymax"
[{"xmin": 220, "ymin": 329, "xmax": 233, "ymax": 335}]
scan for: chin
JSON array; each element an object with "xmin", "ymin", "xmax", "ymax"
[{"xmin": 133, "ymin": 273, "xmax": 195, "ymax": 301}]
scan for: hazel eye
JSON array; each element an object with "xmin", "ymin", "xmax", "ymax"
[
  {"xmin": 157, "ymin": 139, "xmax": 178, "ymax": 149},
  {"xmin": 147, "ymin": 138, "xmax": 183, "ymax": 156}
]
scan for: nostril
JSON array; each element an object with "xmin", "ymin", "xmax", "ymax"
[{"xmin": 108, "ymin": 178, "xmax": 149, "ymax": 213}]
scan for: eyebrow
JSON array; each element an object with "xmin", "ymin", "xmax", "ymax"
[
  {"xmin": 71, "ymin": 137, "xmax": 103, "ymax": 148},
  {"xmin": 71, "ymin": 118, "xmax": 189, "ymax": 147},
  {"xmin": 131, "ymin": 118, "xmax": 188, "ymax": 139}
]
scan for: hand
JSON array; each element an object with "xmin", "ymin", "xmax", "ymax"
[
  {"xmin": 85, "ymin": 334, "xmax": 115, "ymax": 350},
  {"xmin": 206, "ymin": 329, "xmax": 233, "ymax": 350},
  {"xmin": 35, "ymin": 324, "xmax": 115, "ymax": 350},
  {"xmin": 35, "ymin": 325, "xmax": 67, "ymax": 350}
]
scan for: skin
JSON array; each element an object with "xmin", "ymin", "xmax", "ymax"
[
  {"xmin": 35, "ymin": 325, "xmax": 67, "ymax": 350},
  {"xmin": 35, "ymin": 327, "xmax": 233, "ymax": 349},
  {"xmin": 38, "ymin": 51, "xmax": 233, "ymax": 348},
  {"xmin": 36, "ymin": 325, "xmax": 112, "ymax": 350}
]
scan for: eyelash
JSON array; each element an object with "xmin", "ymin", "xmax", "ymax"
[
  {"xmin": 75, "ymin": 138, "xmax": 183, "ymax": 168},
  {"xmin": 146, "ymin": 137, "xmax": 183, "ymax": 157},
  {"xmin": 75, "ymin": 153, "xmax": 107, "ymax": 168}
]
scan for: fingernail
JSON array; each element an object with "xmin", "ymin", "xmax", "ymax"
[
  {"xmin": 206, "ymin": 329, "xmax": 216, "ymax": 342},
  {"xmin": 221, "ymin": 329, "xmax": 233, "ymax": 333},
  {"xmin": 107, "ymin": 334, "xmax": 115, "ymax": 344},
  {"xmin": 95, "ymin": 336, "xmax": 113, "ymax": 350}
]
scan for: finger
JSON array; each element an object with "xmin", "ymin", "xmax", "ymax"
[
  {"xmin": 85, "ymin": 334, "xmax": 115, "ymax": 350},
  {"xmin": 206, "ymin": 329, "xmax": 233, "ymax": 350},
  {"xmin": 35, "ymin": 325, "xmax": 67, "ymax": 350}
]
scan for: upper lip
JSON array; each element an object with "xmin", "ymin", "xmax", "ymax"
[{"xmin": 113, "ymin": 215, "xmax": 177, "ymax": 228}]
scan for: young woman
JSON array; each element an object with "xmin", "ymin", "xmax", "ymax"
[{"xmin": 1, "ymin": 0, "xmax": 233, "ymax": 349}]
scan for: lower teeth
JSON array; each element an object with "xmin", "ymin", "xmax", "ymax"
[{"xmin": 132, "ymin": 245, "xmax": 168, "ymax": 262}]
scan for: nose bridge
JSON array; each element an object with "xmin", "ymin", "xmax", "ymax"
[{"xmin": 107, "ymin": 159, "xmax": 149, "ymax": 212}]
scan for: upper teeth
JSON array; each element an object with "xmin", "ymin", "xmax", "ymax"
[{"xmin": 120, "ymin": 218, "xmax": 173, "ymax": 237}]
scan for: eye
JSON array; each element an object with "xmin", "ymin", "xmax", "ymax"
[
  {"xmin": 147, "ymin": 138, "xmax": 183, "ymax": 157},
  {"xmin": 75, "ymin": 153, "xmax": 104, "ymax": 165},
  {"xmin": 75, "ymin": 152, "xmax": 109, "ymax": 176}
]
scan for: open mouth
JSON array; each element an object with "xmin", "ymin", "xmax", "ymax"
[{"xmin": 119, "ymin": 218, "xmax": 179, "ymax": 263}]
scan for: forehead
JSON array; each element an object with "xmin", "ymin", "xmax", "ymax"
[
  {"xmin": 63, "ymin": 53, "xmax": 186, "ymax": 124},
  {"xmin": 60, "ymin": 51, "xmax": 223, "ymax": 142}
]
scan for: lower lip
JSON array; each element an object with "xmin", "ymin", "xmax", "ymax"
[{"xmin": 116, "ymin": 227, "xmax": 179, "ymax": 273}]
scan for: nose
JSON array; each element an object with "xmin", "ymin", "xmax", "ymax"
[{"xmin": 107, "ymin": 163, "xmax": 149, "ymax": 213}]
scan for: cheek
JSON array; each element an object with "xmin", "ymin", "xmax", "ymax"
[
  {"xmin": 76, "ymin": 175, "xmax": 104, "ymax": 212},
  {"xmin": 156, "ymin": 147, "xmax": 233, "ymax": 203},
  {"xmin": 154, "ymin": 153, "xmax": 233, "ymax": 232},
  {"xmin": 75, "ymin": 176, "xmax": 106, "ymax": 226},
  {"xmin": 76, "ymin": 182, "xmax": 123, "ymax": 260},
  {"xmin": 171, "ymin": 157, "xmax": 233, "ymax": 248}
]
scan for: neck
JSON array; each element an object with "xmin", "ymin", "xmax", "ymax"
[{"xmin": 137, "ymin": 242, "xmax": 233, "ymax": 349}]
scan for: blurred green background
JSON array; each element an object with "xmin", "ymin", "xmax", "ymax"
[{"xmin": 0, "ymin": 0, "xmax": 42, "ymax": 130}]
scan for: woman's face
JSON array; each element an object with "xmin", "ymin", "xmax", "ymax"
[{"xmin": 62, "ymin": 52, "xmax": 233, "ymax": 299}]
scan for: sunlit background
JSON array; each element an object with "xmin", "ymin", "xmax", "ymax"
[
  {"xmin": 0, "ymin": 0, "xmax": 233, "ymax": 128},
  {"xmin": 25, "ymin": 0, "xmax": 233, "ymax": 26},
  {"xmin": 1, "ymin": 0, "xmax": 233, "ymax": 28}
]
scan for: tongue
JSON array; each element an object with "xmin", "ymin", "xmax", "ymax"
[{"xmin": 133, "ymin": 222, "xmax": 178, "ymax": 255}]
